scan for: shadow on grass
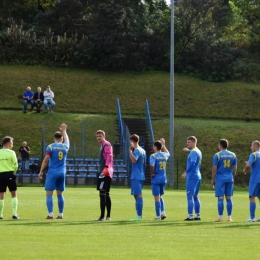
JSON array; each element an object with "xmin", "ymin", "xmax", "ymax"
[{"xmin": 6, "ymin": 219, "xmax": 259, "ymax": 229}]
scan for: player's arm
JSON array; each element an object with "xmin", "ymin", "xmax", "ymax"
[
  {"xmin": 160, "ymin": 138, "xmax": 170, "ymax": 155},
  {"xmin": 232, "ymin": 165, "xmax": 237, "ymax": 179},
  {"xmin": 243, "ymin": 162, "xmax": 251, "ymax": 174},
  {"xmin": 211, "ymin": 166, "xmax": 217, "ymax": 188},
  {"xmin": 129, "ymin": 147, "xmax": 137, "ymax": 163},
  {"xmin": 243, "ymin": 154, "xmax": 253, "ymax": 174},
  {"xmin": 60, "ymin": 123, "xmax": 69, "ymax": 144},
  {"xmin": 150, "ymin": 155, "xmax": 155, "ymax": 178},
  {"xmin": 211, "ymin": 154, "xmax": 218, "ymax": 187},
  {"xmin": 39, "ymin": 154, "xmax": 50, "ymax": 179},
  {"xmin": 104, "ymin": 144, "xmax": 113, "ymax": 166},
  {"xmin": 181, "ymin": 152, "xmax": 196, "ymax": 180},
  {"xmin": 150, "ymin": 165, "xmax": 155, "ymax": 178}
]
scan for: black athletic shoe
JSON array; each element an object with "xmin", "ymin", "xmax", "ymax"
[
  {"xmin": 184, "ymin": 217, "xmax": 194, "ymax": 221},
  {"xmin": 0, "ymin": 216, "xmax": 3, "ymax": 219},
  {"xmin": 194, "ymin": 217, "xmax": 201, "ymax": 221},
  {"xmin": 95, "ymin": 217, "xmax": 104, "ymax": 221},
  {"xmin": 161, "ymin": 214, "xmax": 166, "ymax": 220},
  {"xmin": 12, "ymin": 215, "xmax": 20, "ymax": 219}
]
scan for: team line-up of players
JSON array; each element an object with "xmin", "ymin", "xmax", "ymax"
[{"xmin": 0, "ymin": 126, "xmax": 259, "ymax": 222}]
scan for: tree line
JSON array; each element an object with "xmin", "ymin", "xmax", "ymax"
[{"xmin": 0, "ymin": 0, "xmax": 259, "ymax": 82}]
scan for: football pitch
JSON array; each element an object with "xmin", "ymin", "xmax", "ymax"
[{"xmin": 1, "ymin": 187, "xmax": 258, "ymax": 259}]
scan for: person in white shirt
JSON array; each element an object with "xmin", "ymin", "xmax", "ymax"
[{"xmin": 43, "ymin": 86, "xmax": 56, "ymax": 113}]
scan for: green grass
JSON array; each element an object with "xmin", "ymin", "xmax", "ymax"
[
  {"xmin": 0, "ymin": 109, "xmax": 259, "ymax": 186},
  {"xmin": 1, "ymin": 187, "xmax": 258, "ymax": 259},
  {"xmin": 1, "ymin": 65, "xmax": 260, "ymax": 119},
  {"xmin": 1, "ymin": 65, "xmax": 260, "ymax": 186}
]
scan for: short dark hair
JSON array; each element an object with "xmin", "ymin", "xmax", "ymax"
[
  {"xmin": 153, "ymin": 140, "xmax": 162, "ymax": 150},
  {"xmin": 219, "ymin": 139, "xmax": 228, "ymax": 149},
  {"xmin": 1, "ymin": 136, "xmax": 14, "ymax": 147},
  {"xmin": 187, "ymin": 136, "xmax": 197, "ymax": 143},
  {"xmin": 130, "ymin": 134, "xmax": 139, "ymax": 143},
  {"xmin": 54, "ymin": 131, "xmax": 63, "ymax": 139}
]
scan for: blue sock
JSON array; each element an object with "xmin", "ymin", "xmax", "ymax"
[
  {"xmin": 193, "ymin": 196, "xmax": 200, "ymax": 215},
  {"xmin": 160, "ymin": 198, "xmax": 165, "ymax": 212},
  {"xmin": 226, "ymin": 198, "xmax": 233, "ymax": 216},
  {"xmin": 155, "ymin": 201, "xmax": 160, "ymax": 217},
  {"xmin": 187, "ymin": 196, "xmax": 194, "ymax": 215},
  {"xmin": 250, "ymin": 202, "xmax": 256, "ymax": 219},
  {"xmin": 57, "ymin": 195, "xmax": 64, "ymax": 214},
  {"xmin": 46, "ymin": 195, "xmax": 53, "ymax": 214},
  {"xmin": 136, "ymin": 198, "xmax": 143, "ymax": 217},
  {"xmin": 218, "ymin": 198, "xmax": 224, "ymax": 216}
]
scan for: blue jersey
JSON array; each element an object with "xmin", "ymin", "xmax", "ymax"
[
  {"xmin": 186, "ymin": 147, "xmax": 202, "ymax": 180},
  {"xmin": 248, "ymin": 151, "xmax": 260, "ymax": 183},
  {"xmin": 131, "ymin": 146, "xmax": 146, "ymax": 181},
  {"xmin": 150, "ymin": 152, "xmax": 170, "ymax": 184},
  {"xmin": 213, "ymin": 150, "xmax": 237, "ymax": 182},
  {"xmin": 46, "ymin": 142, "xmax": 70, "ymax": 174}
]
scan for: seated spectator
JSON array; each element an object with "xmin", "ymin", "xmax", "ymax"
[
  {"xmin": 43, "ymin": 86, "xmax": 56, "ymax": 113},
  {"xmin": 23, "ymin": 86, "xmax": 34, "ymax": 113},
  {"xmin": 33, "ymin": 87, "xmax": 44, "ymax": 113}
]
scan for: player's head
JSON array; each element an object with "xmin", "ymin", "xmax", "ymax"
[
  {"xmin": 1, "ymin": 136, "xmax": 14, "ymax": 149},
  {"xmin": 130, "ymin": 134, "xmax": 139, "ymax": 144},
  {"xmin": 186, "ymin": 136, "xmax": 197, "ymax": 149},
  {"xmin": 22, "ymin": 141, "xmax": 27, "ymax": 147},
  {"xmin": 54, "ymin": 131, "xmax": 63, "ymax": 142},
  {"xmin": 37, "ymin": 86, "xmax": 41, "ymax": 92},
  {"xmin": 96, "ymin": 130, "xmax": 105, "ymax": 143},
  {"xmin": 219, "ymin": 139, "xmax": 228, "ymax": 150},
  {"xmin": 27, "ymin": 86, "xmax": 31, "ymax": 91},
  {"xmin": 153, "ymin": 140, "xmax": 162, "ymax": 152},
  {"xmin": 251, "ymin": 140, "xmax": 260, "ymax": 152}
]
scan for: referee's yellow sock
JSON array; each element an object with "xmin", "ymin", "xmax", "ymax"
[
  {"xmin": 11, "ymin": 198, "xmax": 18, "ymax": 216},
  {"xmin": 0, "ymin": 199, "xmax": 4, "ymax": 217}
]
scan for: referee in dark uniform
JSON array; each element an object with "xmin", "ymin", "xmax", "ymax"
[{"xmin": 0, "ymin": 136, "xmax": 19, "ymax": 219}]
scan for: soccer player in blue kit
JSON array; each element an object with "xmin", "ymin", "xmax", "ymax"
[
  {"xmin": 129, "ymin": 134, "xmax": 146, "ymax": 221},
  {"xmin": 39, "ymin": 123, "xmax": 69, "ymax": 219},
  {"xmin": 211, "ymin": 139, "xmax": 237, "ymax": 222},
  {"xmin": 243, "ymin": 140, "xmax": 260, "ymax": 222},
  {"xmin": 150, "ymin": 138, "xmax": 170, "ymax": 220},
  {"xmin": 181, "ymin": 136, "xmax": 202, "ymax": 221}
]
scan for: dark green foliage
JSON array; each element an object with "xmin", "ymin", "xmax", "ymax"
[{"xmin": 0, "ymin": 0, "xmax": 260, "ymax": 81}]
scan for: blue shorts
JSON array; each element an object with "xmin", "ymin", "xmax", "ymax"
[
  {"xmin": 131, "ymin": 179, "xmax": 144, "ymax": 196},
  {"xmin": 45, "ymin": 172, "xmax": 65, "ymax": 191},
  {"xmin": 215, "ymin": 181, "xmax": 233, "ymax": 197},
  {"xmin": 249, "ymin": 182, "xmax": 260, "ymax": 197},
  {"xmin": 186, "ymin": 179, "xmax": 201, "ymax": 196},
  {"xmin": 152, "ymin": 183, "xmax": 165, "ymax": 196}
]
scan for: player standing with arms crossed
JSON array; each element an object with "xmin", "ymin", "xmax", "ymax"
[
  {"xmin": 212, "ymin": 139, "xmax": 237, "ymax": 222},
  {"xmin": 129, "ymin": 134, "xmax": 146, "ymax": 221},
  {"xmin": 39, "ymin": 123, "xmax": 70, "ymax": 219},
  {"xmin": 150, "ymin": 138, "xmax": 170, "ymax": 220},
  {"xmin": 181, "ymin": 136, "xmax": 202, "ymax": 221}
]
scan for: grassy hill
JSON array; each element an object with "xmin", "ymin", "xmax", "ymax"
[
  {"xmin": 1, "ymin": 65, "xmax": 260, "ymax": 186},
  {"xmin": 1, "ymin": 65, "xmax": 260, "ymax": 119}
]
